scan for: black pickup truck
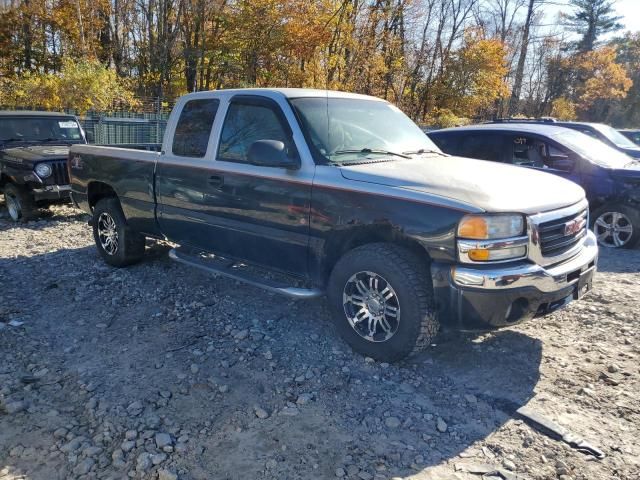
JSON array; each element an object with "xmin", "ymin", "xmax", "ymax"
[
  {"xmin": 0, "ymin": 111, "xmax": 86, "ymax": 221},
  {"xmin": 69, "ymin": 89, "xmax": 598, "ymax": 361}
]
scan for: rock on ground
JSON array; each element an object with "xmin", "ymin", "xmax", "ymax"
[{"xmin": 0, "ymin": 202, "xmax": 639, "ymax": 480}]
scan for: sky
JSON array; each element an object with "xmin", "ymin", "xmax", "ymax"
[{"xmin": 543, "ymin": 0, "xmax": 640, "ymax": 37}]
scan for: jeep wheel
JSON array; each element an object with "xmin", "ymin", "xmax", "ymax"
[
  {"xmin": 328, "ymin": 243, "xmax": 439, "ymax": 362},
  {"xmin": 92, "ymin": 198, "xmax": 146, "ymax": 267},
  {"xmin": 592, "ymin": 204, "xmax": 640, "ymax": 248},
  {"xmin": 3, "ymin": 183, "xmax": 36, "ymax": 222}
]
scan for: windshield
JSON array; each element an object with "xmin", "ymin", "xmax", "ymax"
[
  {"xmin": 553, "ymin": 129, "xmax": 635, "ymax": 169},
  {"xmin": 593, "ymin": 123, "xmax": 639, "ymax": 149},
  {"xmin": 290, "ymin": 97, "xmax": 440, "ymax": 163},
  {"xmin": 0, "ymin": 117, "xmax": 83, "ymax": 144}
]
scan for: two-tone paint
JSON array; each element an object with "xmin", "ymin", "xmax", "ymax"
[{"xmin": 69, "ymin": 88, "xmax": 596, "ymax": 330}]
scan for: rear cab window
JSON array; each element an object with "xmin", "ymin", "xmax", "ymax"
[{"xmin": 172, "ymin": 99, "xmax": 220, "ymax": 158}]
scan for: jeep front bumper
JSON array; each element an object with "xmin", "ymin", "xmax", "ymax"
[
  {"xmin": 432, "ymin": 230, "xmax": 598, "ymax": 329},
  {"xmin": 32, "ymin": 184, "xmax": 72, "ymax": 202}
]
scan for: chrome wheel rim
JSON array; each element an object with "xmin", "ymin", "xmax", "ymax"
[
  {"xmin": 343, "ymin": 271, "xmax": 400, "ymax": 342},
  {"xmin": 594, "ymin": 211, "xmax": 633, "ymax": 248},
  {"xmin": 5, "ymin": 194, "xmax": 20, "ymax": 221},
  {"xmin": 97, "ymin": 212, "xmax": 119, "ymax": 255}
]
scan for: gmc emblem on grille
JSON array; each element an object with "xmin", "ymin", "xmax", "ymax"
[{"xmin": 564, "ymin": 217, "xmax": 586, "ymax": 236}]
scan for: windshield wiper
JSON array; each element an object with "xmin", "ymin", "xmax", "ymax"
[
  {"xmin": 332, "ymin": 148, "xmax": 411, "ymax": 159},
  {"xmin": 403, "ymin": 148, "xmax": 443, "ymax": 156},
  {"xmin": 37, "ymin": 137, "xmax": 72, "ymax": 144}
]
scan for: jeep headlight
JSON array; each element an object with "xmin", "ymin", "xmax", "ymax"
[
  {"xmin": 457, "ymin": 214, "xmax": 527, "ymax": 262},
  {"xmin": 35, "ymin": 163, "xmax": 52, "ymax": 178}
]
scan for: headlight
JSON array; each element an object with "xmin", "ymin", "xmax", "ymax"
[
  {"xmin": 35, "ymin": 163, "xmax": 52, "ymax": 178},
  {"xmin": 458, "ymin": 214, "xmax": 524, "ymax": 239},
  {"xmin": 457, "ymin": 214, "xmax": 527, "ymax": 263}
]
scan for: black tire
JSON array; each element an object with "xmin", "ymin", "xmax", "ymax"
[
  {"xmin": 2, "ymin": 183, "xmax": 36, "ymax": 222},
  {"xmin": 591, "ymin": 204, "xmax": 640, "ymax": 249},
  {"xmin": 327, "ymin": 243, "xmax": 439, "ymax": 362},
  {"xmin": 92, "ymin": 197, "xmax": 145, "ymax": 267}
]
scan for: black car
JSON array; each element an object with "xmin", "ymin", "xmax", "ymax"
[
  {"xmin": 0, "ymin": 111, "xmax": 87, "ymax": 221},
  {"xmin": 619, "ymin": 129, "xmax": 640, "ymax": 146},
  {"xmin": 488, "ymin": 119, "xmax": 640, "ymax": 159},
  {"xmin": 428, "ymin": 123, "xmax": 640, "ymax": 248}
]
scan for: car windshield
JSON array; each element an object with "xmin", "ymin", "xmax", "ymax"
[
  {"xmin": 0, "ymin": 117, "xmax": 83, "ymax": 144},
  {"xmin": 289, "ymin": 97, "xmax": 440, "ymax": 163},
  {"xmin": 592, "ymin": 123, "xmax": 639, "ymax": 149},
  {"xmin": 553, "ymin": 129, "xmax": 635, "ymax": 169}
]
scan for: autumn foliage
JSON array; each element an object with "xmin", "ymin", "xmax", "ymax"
[{"xmin": 0, "ymin": 0, "xmax": 637, "ymax": 125}]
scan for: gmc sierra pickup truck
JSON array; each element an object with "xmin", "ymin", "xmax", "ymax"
[
  {"xmin": 69, "ymin": 89, "xmax": 598, "ymax": 361},
  {"xmin": 1, "ymin": 111, "xmax": 86, "ymax": 221}
]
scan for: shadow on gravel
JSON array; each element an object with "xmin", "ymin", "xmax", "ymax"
[
  {"xmin": 1, "ymin": 236, "xmax": 543, "ymax": 480},
  {"xmin": 0, "ymin": 198, "xmax": 89, "ymax": 231},
  {"xmin": 594, "ymin": 246, "xmax": 640, "ymax": 273}
]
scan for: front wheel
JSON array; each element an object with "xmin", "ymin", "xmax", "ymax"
[
  {"xmin": 327, "ymin": 243, "xmax": 439, "ymax": 362},
  {"xmin": 592, "ymin": 204, "xmax": 640, "ymax": 248},
  {"xmin": 92, "ymin": 198, "xmax": 146, "ymax": 267},
  {"xmin": 3, "ymin": 183, "xmax": 36, "ymax": 222}
]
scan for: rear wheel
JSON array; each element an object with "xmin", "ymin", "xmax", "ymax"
[
  {"xmin": 2, "ymin": 183, "xmax": 36, "ymax": 222},
  {"xmin": 592, "ymin": 204, "xmax": 640, "ymax": 248},
  {"xmin": 327, "ymin": 243, "xmax": 439, "ymax": 362},
  {"xmin": 92, "ymin": 198, "xmax": 146, "ymax": 267}
]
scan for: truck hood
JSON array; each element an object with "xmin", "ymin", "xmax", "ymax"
[
  {"xmin": 339, "ymin": 155, "xmax": 586, "ymax": 214},
  {"xmin": 1, "ymin": 145, "xmax": 70, "ymax": 163}
]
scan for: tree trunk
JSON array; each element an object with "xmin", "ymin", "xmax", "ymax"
[{"xmin": 507, "ymin": 0, "xmax": 535, "ymax": 117}]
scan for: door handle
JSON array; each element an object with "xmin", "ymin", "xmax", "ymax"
[{"xmin": 208, "ymin": 175, "xmax": 224, "ymax": 188}]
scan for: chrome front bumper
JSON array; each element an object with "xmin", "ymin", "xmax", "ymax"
[{"xmin": 432, "ymin": 230, "xmax": 598, "ymax": 329}]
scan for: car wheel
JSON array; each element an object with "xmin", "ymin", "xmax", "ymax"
[
  {"xmin": 92, "ymin": 197, "xmax": 146, "ymax": 267},
  {"xmin": 2, "ymin": 183, "xmax": 36, "ymax": 222},
  {"xmin": 327, "ymin": 243, "xmax": 439, "ymax": 362},
  {"xmin": 592, "ymin": 204, "xmax": 640, "ymax": 248}
]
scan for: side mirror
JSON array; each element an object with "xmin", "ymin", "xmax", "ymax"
[
  {"xmin": 247, "ymin": 140, "xmax": 300, "ymax": 169},
  {"xmin": 85, "ymin": 131, "xmax": 95, "ymax": 143}
]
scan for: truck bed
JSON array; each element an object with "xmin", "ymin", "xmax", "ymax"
[{"xmin": 69, "ymin": 144, "xmax": 161, "ymax": 236}]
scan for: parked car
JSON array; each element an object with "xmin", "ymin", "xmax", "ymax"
[
  {"xmin": 619, "ymin": 129, "xmax": 640, "ymax": 146},
  {"xmin": 428, "ymin": 123, "xmax": 640, "ymax": 248},
  {"xmin": 488, "ymin": 119, "xmax": 640, "ymax": 159},
  {"xmin": 68, "ymin": 89, "xmax": 598, "ymax": 361},
  {"xmin": 0, "ymin": 111, "xmax": 87, "ymax": 221}
]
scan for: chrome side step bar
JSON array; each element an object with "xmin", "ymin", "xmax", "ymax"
[{"xmin": 168, "ymin": 248, "xmax": 324, "ymax": 300}]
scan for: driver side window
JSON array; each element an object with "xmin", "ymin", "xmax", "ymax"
[
  {"xmin": 217, "ymin": 102, "xmax": 291, "ymax": 163},
  {"xmin": 510, "ymin": 135, "xmax": 573, "ymax": 172}
]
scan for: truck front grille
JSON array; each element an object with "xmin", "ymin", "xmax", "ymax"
[
  {"xmin": 538, "ymin": 209, "xmax": 588, "ymax": 257},
  {"xmin": 51, "ymin": 160, "xmax": 70, "ymax": 185}
]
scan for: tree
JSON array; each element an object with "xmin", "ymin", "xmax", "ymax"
[
  {"xmin": 0, "ymin": 58, "xmax": 138, "ymax": 113},
  {"xmin": 551, "ymin": 97, "xmax": 577, "ymax": 120},
  {"xmin": 573, "ymin": 46, "xmax": 631, "ymax": 119},
  {"xmin": 507, "ymin": 0, "xmax": 539, "ymax": 116},
  {"xmin": 609, "ymin": 32, "xmax": 640, "ymax": 126},
  {"xmin": 565, "ymin": 0, "xmax": 622, "ymax": 52},
  {"xmin": 430, "ymin": 32, "xmax": 509, "ymax": 119}
]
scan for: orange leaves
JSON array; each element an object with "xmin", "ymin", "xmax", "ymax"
[{"xmin": 573, "ymin": 47, "xmax": 632, "ymax": 111}]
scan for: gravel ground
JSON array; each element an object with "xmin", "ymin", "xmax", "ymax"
[{"xmin": 0, "ymin": 203, "xmax": 639, "ymax": 480}]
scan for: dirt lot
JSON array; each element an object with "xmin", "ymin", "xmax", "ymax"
[{"xmin": 0, "ymin": 203, "xmax": 638, "ymax": 480}]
